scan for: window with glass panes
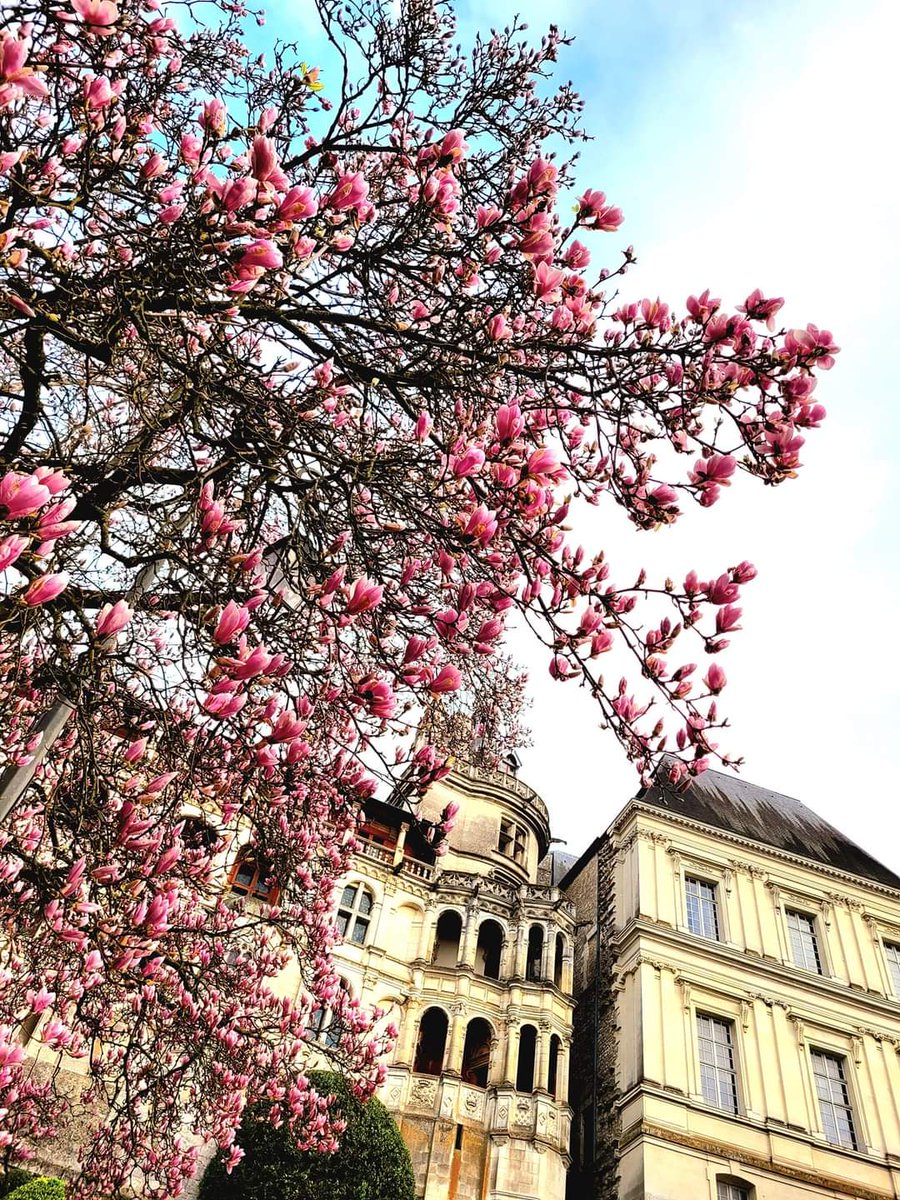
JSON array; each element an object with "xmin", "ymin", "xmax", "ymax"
[
  {"xmin": 337, "ymin": 882, "xmax": 374, "ymax": 945},
  {"xmin": 884, "ymin": 942, "xmax": 900, "ymax": 996},
  {"xmin": 697, "ymin": 1014, "xmax": 739, "ymax": 1113},
  {"xmin": 717, "ymin": 1183, "xmax": 750, "ymax": 1200},
  {"xmin": 811, "ymin": 1050, "xmax": 857, "ymax": 1149},
  {"xmin": 786, "ymin": 909, "xmax": 823, "ymax": 973},
  {"xmin": 685, "ymin": 876, "xmax": 720, "ymax": 939},
  {"xmin": 228, "ymin": 852, "xmax": 277, "ymax": 902}
]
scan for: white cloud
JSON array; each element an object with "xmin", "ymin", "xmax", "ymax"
[{"xmin": 509, "ymin": 0, "xmax": 900, "ymax": 871}]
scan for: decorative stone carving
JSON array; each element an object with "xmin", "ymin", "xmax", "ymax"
[
  {"xmin": 514, "ymin": 1097, "xmax": 533, "ymax": 1125},
  {"xmin": 409, "ymin": 1078, "xmax": 437, "ymax": 1108}
]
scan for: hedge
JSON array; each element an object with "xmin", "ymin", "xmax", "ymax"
[{"xmin": 199, "ymin": 1072, "xmax": 415, "ymax": 1200}]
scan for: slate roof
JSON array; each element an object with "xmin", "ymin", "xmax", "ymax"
[
  {"xmin": 542, "ymin": 849, "xmax": 579, "ymax": 887},
  {"xmin": 639, "ymin": 762, "xmax": 900, "ymax": 890}
]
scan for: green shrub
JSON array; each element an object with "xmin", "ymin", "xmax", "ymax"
[
  {"xmin": 5, "ymin": 1177, "xmax": 65, "ymax": 1200},
  {"xmin": 199, "ymin": 1071, "xmax": 415, "ymax": 1200},
  {"xmin": 0, "ymin": 1170, "xmax": 33, "ymax": 1199}
]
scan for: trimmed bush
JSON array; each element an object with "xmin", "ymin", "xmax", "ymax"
[
  {"xmin": 0, "ymin": 1170, "xmax": 33, "ymax": 1199},
  {"xmin": 199, "ymin": 1072, "xmax": 415, "ymax": 1200},
  {"xmin": 5, "ymin": 1178, "xmax": 65, "ymax": 1200}
]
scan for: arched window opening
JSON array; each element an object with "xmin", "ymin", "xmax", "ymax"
[
  {"xmin": 228, "ymin": 850, "xmax": 278, "ymax": 902},
  {"xmin": 180, "ymin": 815, "xmax": 219, "ymax": 853},
  {"xmin": 461, "ymin": 1018, "xmax": 492, "ymax": 1088},
  {"xmin": 554, "ymin": 933, "xmax": 565, "ymax": 988},
  {"xmin": 516, "ymin": 1024, "xmax": 537, "ymax": 1093},
  {"xmin": 476, "ymin": 919, "xmax": 503, "ymax": 980},
  {"xmin": 548, "ymin": 1034, "xmax": 561, "ymax": 1099},
  {"xmin": 526, "ymin": 925, "xmax": 544, "ymax": 982},
  {"xmin": 432, "ymin": 910, "xmax": 463, "ymax": 966},
  {"xmin": 413, "ymin": 1007, "xmax": 448, "ymax": 1076},
  {"xmin": 337, "ymin": 882, "xmax": 374, "ymax": 945}
]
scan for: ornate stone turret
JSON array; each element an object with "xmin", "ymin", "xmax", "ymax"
[{"xmin": 318, "ymin": 759, "xmax": 574, "ymax": 1200}]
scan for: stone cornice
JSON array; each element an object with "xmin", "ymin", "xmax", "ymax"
[
  {"xmin": 611, "ymin": 799, "xmax": 900, "ymax": 901},
  {"xmin": 614, "ymin": 919, "xmax": 900, "ymax": 1039},
  {"xmin": 619, "ymin": 1116, "xmax": 895, "ymax": 1200}
]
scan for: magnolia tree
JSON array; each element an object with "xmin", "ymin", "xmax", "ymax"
[{"xmin": 0, "ymin": 0, "xmax": 836, "ymax": 1192}]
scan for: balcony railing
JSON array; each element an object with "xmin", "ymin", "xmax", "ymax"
[{"xmin": 380, "ymin": 1068, "xmax": 570, "ymax": 1152}]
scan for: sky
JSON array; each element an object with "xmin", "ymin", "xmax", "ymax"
[
  {"xmin": 453, "ymin": 0, "xmax": 900, "ymax": 870},
  {"xmin": 260, "ymin": 0, "xmax": 900, "ymax": 870}
]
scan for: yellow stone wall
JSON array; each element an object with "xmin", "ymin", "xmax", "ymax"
[
  {"xmin": 608, "ymin": 801, "xmax": 900, "ymax": 1200},
  {"xmin": 306, "ymin": 762, "xmax": 576, "ymax": 1200}
]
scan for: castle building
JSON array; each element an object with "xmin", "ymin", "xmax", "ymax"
[
  {"xmin": 322, "ymin": 756, "xmax": 576, "ymax": 1200},
  {"xmin": 21, "ymin": 754, "xmax": 900, "ymax": 1200},
  {"xmin": 560, "ymin": 765, "xmax": 900, "ymax": 1200}
]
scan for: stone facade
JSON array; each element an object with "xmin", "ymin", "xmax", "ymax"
[
  {"xmin": 319, "ymin": 760, "xmax": 576, "ymax": 1200},
  {"xmin": 562, "ymin": 769, "xmax": 900, "ymax": 1200}
]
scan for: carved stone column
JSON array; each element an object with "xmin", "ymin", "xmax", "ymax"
[
  {"xmin": 446, "ymin": 1002, "xmax": 467, "ymax": 1076},
  {"xmin": 540, "ymin": 924, "xmax": 555, "ymax": 981},
  {"xmin": 513, "ymin": 920, "xmax": 529, "ymax": 978},
  {"xmin": 395, "ymin": 999, "xmax": 419, "ymax": 1068},
  {"xmin": 535, "ymin": 1020, "xmax": 551, "ymax": 1092},
  {"xmin": 415, "ymin": 901, "xmax": 437, "ymax": 963},
  {"xmin": 504, "ymin": 1019, "xmax": 520, "ymax": 1085},
  {"xmin": 557, "ymin": 1043, "xmax": 570, "ymax": 1103},
  {"xmin": 460, "ymin": 904, "xmax": 479, "ymax": 969}
]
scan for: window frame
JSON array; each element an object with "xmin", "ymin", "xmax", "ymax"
[
  {"xmin": 695, "ymin": 1012, "xmax": 740, "ymax": 1115},
  {"xmin": 716, "ymin": 1179, "xmax": 752, "ymax": 1200},
  {"xmin": 498, "ymin": 817, "xmax": 528, "ymax": 866},
  {"xmin": 809, "ymin": 1047, "xmax": 858, "ymax": 1151},
  {"xmin": 337, "ymin": 881, "xmax": 375, "ymax": 946},
  {"xmin": 883, "ymin": 940, "xmax": 900, "ymax": 997},
  {"xmin": 228, "ymin": 850, "xmax": 278, "ymax": 903},
  {"xmin": 684, "ymin": 875, "xmax": 721, "ymax": 941},
  {"xmin": 785, "ymin": 907, "xmax": 824, "ymax": 974}
]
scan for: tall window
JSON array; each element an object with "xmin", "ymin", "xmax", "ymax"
[
  {"xmin": 337, "ymin": 883, "xmax": 374, "ymax": 945},
  {"xmin": 685, "ymin": 877, "xmax": 720, "ymax": 940},
  {"xmin": 884, "ymin": 942, "xmax": 900, "ymax": 995},
  {"xmin": 697, "ymin": 1014, "xmax": 738, "ymax": 1113},
  {"xmin": 811, "ymin": 1050, "xmax": 857, "ymax": 1149},
  {"xmin": 717, "ymin": 1182, "xmax": 751, "ymax": 1200},
  {"xmin": 786, "ymin": 910, "xmax": 823, "ymax": 973}
]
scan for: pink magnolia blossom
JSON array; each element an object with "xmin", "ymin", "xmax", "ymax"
[
  {"xmin": 438, "ymin": 128, "xmax": 468, "ymax": 163},
  {"xmin": 0, "ymin": 534, "xmax": 29, "ymax": 571},
  {"xmin": 70, "ymin": 0, "xmax": 119, "ymax": 33},
  {"xmin": 213, "ymin": 600, "xmax": 251, "ymax": 644},
  {"xmin": 277, "ymin": 186, "xmax": 318, "ymax": 221},
  {"xmin": 577, "ymin": 188, "xmax": 623, "ymax": 231},
  {"xmin": 0, "ymin": 36, "xmax": 49, "ymax": 107},
  {"xmin": 704, "ymin": 663, "xmax": 727, "ymax": 693},
  {"xmin": 21, "ymin": 571, "xmax": 69, "ymax": 605},
  {"xmin": 345, "ymin": 577, "xmax": 383, "ymax": 615},
  {"xmin": 462, "ymin": 504, "xmax": 498, "ymax": 547},
  {"xmin": 0, "ymin": 471, "xmax": 51, "ymax": 518},
  {"xmin": 357, "ymin": 676, "xmax": 397, "ymax": 720},
  {"xmin": 250, "ymin": 135, "xmax": 289, "ymax": 190},
  {"xmin": 739, "ymin": 288, "xmax": 784, "ymax": 330},
  {"xmin": 451, "ymin": 446, "xmax": 485, "ymax": 477},
  {"xmin": 83, "ymin": 74, "xmax": 116, "ymax": 109},
  {"xmin": 325, "ymin": 172, "xmax": 369, "ymax": 215},
  {"xmin": 200, "ymin": 97, "xmax": 227, "ymax": 136},
  {"xmin": 715, "ymin": 604, "xmax": 742, "ymax": 634},
  {"xmin": 95, "ymin": 599, "xmax": 133, "ymax": 637},
  {"xmin": 427, "ymin": 664, "xmax": 462, "ymax": 694}
]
